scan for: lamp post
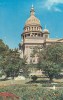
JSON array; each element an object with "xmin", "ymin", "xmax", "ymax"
[{"xmin": 51, "ymin": 83, "xmax": 57, "ymax": 90}]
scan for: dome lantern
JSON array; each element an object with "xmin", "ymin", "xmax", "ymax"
[
  {"xmin": 43, "ymin": 25, "xmax": 49, "ymax": 33},
  {"xmin": 30, "ymin": 5, "xmax": 35, "ymax": 16},
  {"xmin": 43, "ymin": 25, "xmax": 49, "ymax": 39},
  {"xmin": 25, "ymin": 5, "xmax": 41, "ymax": 26}
]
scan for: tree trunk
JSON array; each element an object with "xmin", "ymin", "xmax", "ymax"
[{"xmin": 49, "ymin": 77, "xmax": 53, "ymax": 83}]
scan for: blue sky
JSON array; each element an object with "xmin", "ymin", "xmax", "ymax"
[{"xmin": 0, "ymin": 0, "xmax": 63, "ymax": 49}]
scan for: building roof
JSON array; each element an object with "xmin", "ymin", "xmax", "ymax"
[
  {"xmin": 25, "ymin": 5, "xmax": 41, "ymax": 26},
  {"xmin": 25, "ymin": 16, "xmax": 40, "ymax": 26},
  {"xmin": 46, "ymin": 38, "xmax": 59, "ymax": 42}
]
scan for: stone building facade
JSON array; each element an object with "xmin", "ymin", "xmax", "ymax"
[{"xmin": 19, "ymin": 5, "xmax": 63, "ymax": 64}]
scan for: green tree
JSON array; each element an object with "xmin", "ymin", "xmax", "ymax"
[
  {"xmin": 37, "ymin": 43, "xmax": 63, "ymax": 82},
  {"xmin": 0, "ymin": 39, "xmax": 9, "ymax": 75},
  {"xmin": 3, "ymin": 49, "xmax": 20, "ymax": 78},
  {"xmin": 0, "ymin": 39, "xmax": 28, "ymax": 78},
  {"xmin": 40, "ymin": 61, "xmax": 60, "ymax": 81},
  {"xmin": 1, "ymin": 48, "xmax": 28, "ymax": 78}
]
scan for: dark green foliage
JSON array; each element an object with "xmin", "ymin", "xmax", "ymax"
[
  {"xmin": 31, "ymin": 75, "xmax": 38, "ymax": 82},
  {"xmin": 0, "ymin": 39, "xmax": 28, "ymax": 78},
  {"xmin": 32, "ymin": 43, "xmax": 63, "ymax": 82},
  {"xmin": 40, "ymin": 61, "xmax": 60, "ymax": 82}
]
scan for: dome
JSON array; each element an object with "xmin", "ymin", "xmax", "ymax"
[
  {"xmin": 43, "ymin": 28, "xmax": 49, "ymax": 33},
  {"xmin": 25, "ymin": 5, "xmax": 41, "ymax": 26},
  {"xmin": 25, "ymin": 16, "xmax": 40, "ymax": 26}
]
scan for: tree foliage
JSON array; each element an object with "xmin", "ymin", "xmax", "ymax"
[
  {"xmin": 33, "ymin": 43, "xmax": 63, "ymax": 81},
  {"xmin": 0, "ymin": 39, "xmax": 9, "ymax": 69},
  {"xmin": 0, "ymin": 39, "xmax": 28, "ymax": 78}
]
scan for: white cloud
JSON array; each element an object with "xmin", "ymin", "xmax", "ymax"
[
  {"xmin": 54, "ymin": 7, "xmax": 62, "ymax": 12},
  {"xmin": 43, "ymin": 0, "xmax": 63, "ymax": 12}
]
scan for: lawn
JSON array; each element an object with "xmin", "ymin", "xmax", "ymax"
[
  {"xmin": 0, "ymin": 83, "xmax": 63, "ymax": 100},
  {"xmin": 0, "ymin": 78, "xmax": 63, "ymax": 100}
]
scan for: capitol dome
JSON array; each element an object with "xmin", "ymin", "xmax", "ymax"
[
  {"xmin": 25, "ymin": 5, "xmax": 41, "ymax": 26},
  {"xmin": 25, "ymin": 16, "xmax": 40, "ymax": 26},
  {"xmin": 23, "ymin": 5, "xmax": 42, "ymax": 35}
]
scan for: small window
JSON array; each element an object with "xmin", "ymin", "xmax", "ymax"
[
  {"xmin": 45, "ymin": 35, "xmax": 48, "ymax": 38},
  {"xmin": 33, "ymin": 59, "xmax": 35, "ymax": 62},
  {"xmin": 37, "ymin": 27, "xmax": 38, "ymax": 30},
  {"xmin": 35, "ymin": 33, "xmax": 37, "ymax": 35},
  {"xmin": 38, "ymin": 34, "xmax": 40, "ymax": 36},
  {"xmin": 35, "ymin": 27, "xmax": 36, "ymax": 30},
  {"xmin": 29, "ymin": 27, "xmax": 30, "ymax": 30},
  {"xmin": 27, "ymin": 34, "xmax": 30, "ymax": 36},
  {"xmin": 27, "ymin": 27, "xmax": 30, "ymax": 31},
  {"xmin": 32, "ymin": 27, "xmax": 33, "ymax": 30},
  {"xmin": 25, "ymin": 34, "xmax": 26, "ymax": 37}
]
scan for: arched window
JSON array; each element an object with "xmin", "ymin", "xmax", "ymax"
[
  {"xmin": 27, "ymin": 27, "xmax": 30, "ymax": 31},
  {"xmin": 29, "ymin": 27, "xmax": 30, "ymax": 30},
  {"xmin": 38, "ymin": 34, "xmax": 40, "ymax": 36},
  {"xmin": 35, "ymin": 33, "xmax": 37, "ymax": 37},
  {"xmin": 32, "ymin": 27, "xmax": 33, "ymax": 31},
  {"xmin": 39, "ymin": 27, "xmax": 40, "ymax": 30},
  {"xmin": 25, "ymin": 34, "xmax": 26, "ymax": 37},
  {"xmin": 35, "ymin": 27, "xmax": 36, "ymax": 30},
  {"xmin": 37, "ymin": 27, "xmax": 38, "ymax": 30}
]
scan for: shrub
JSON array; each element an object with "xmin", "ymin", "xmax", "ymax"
[{"xmin": 31, "ymin": 75, "xmax": 38, "ymax": 82}]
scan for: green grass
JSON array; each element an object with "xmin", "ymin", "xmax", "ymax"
[
  {"xmin": 0, "ymin": 84, "xmax": 63, "ymax": 100},
  {"xmin": 0, "ymin": 79, "xmax": 63, "ymax": 100}
]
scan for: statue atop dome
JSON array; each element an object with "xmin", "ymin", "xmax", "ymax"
[{"xmin": 30, "ymin": 5, "xmax": 35, "ymax": 16}]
